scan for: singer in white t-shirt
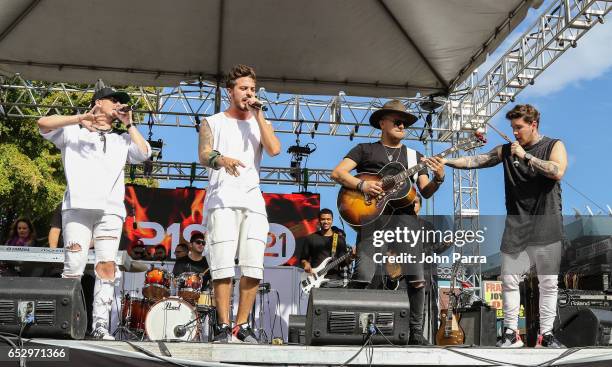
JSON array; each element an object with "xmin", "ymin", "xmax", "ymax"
[
  {"xmin": 198, "ymin": 64, "xmax": 281, "ymax": 343},
  {"xmin": 38, "ymin": 83, "xmax": 151, "ymax": 340}
]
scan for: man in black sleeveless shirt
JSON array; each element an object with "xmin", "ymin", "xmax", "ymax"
[
  {"xmin": 436, "ymin": 104, "xmax": 567, "ymax": 348},
  {"xmin": 332, "ymin": 100, "xmax": 446, "ymax": 345}
]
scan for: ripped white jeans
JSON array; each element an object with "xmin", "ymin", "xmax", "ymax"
[{"xmin": 61, "ymin": 209, "xmax": 123, "ymax": 331}]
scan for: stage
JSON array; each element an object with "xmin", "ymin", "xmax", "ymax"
[{"xmin": 12, "ymin": 339, "xmax": 612, "ymax": 366}]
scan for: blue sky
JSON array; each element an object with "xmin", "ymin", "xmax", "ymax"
[{"xmin": 147, "ymin": 1, "xmax": 612, "ymax": 246}]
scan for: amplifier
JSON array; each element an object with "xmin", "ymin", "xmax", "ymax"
[
  {"xmin": 457, "ymin": 305, "xmax": 497, "ymax": 346},
  {"xmin": 0, "ymin": 277, "xmax": 87, "ymax": 339},
  {"xmin": 554, "ymin": 307, "xmax": 612, "ymax": 347},
  {"xmin": 305, "ymin": 288, "xmax": 410, "ymax": 346}
]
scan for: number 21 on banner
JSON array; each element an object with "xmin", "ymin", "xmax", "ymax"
[{"xmin": 264, "ymin": 223, "xmax": 296, "ymax": 266}]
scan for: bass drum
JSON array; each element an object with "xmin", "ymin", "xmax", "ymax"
[{"xmin": 145, "ymin": 297, "xmax": 199, "ymax": 341}]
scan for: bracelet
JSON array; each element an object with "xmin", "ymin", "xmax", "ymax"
[
  {"xmin": 125, "ymin": 123, "xmax": 134, "ymax": 130},
  {"xmin": 356, "ymin": 180, "xmax": 364, "ymax": 193},
  {"xmin": 210, "ymin": 155, "xmax": 222, "ymax": 170},
  {"xmin": 207, "ymin": 150, "xmax": 221, "ymax": 166}
]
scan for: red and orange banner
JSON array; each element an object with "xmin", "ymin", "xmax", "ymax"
[{"xmin": 121, "ymin": 185, "xmax": 319, "ymax": 266}]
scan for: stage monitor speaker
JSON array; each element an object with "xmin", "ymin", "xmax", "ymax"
[
  {"xmin": 554, "ymin": 306, "xmax": 612, "ymax": 347},
  {"xmin": 458, "ymin": 305, "xmax": 497, "ymax": 346},
  {"xmin": 288, "ymin": 314, "xmax": 306, "ymax": 345},
  {"xmin": 305, "ymin": 288, "xmax": 410, "ymax": 346},
  {"xmin": 0, "ymin": 277, "xmax": 87, "ymax": 339}
]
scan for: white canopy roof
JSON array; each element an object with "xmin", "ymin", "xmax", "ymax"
[{"xmin": 0, "ymin": 0, "xmax": 541, "ymax": 97}]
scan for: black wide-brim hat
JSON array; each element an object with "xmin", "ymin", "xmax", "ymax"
[
  {"xmin": 90, "ymin": 87, "xmax": 130, "ymax": 106},
  {"xmin": 369, "ymin": 99, "xmax": 418, "ymax": 129}
]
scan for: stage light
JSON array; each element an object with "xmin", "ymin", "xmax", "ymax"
[{"xmin": 148, "ymin": 138, "xmax": 164, "ymax": 161}]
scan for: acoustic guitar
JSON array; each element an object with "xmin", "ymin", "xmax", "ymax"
[{"xmin": 337, "ymin": 136, "xmax": 484, "ymax": 227}]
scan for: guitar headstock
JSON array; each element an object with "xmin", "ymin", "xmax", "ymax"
[{"xmin": 456, "ymin": 133, "xmax": 487, "ymax": 152}]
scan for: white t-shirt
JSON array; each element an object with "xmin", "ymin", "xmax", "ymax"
[
  {"xmin": 41, "ymin": 124, "xmax": 151, "ymax": 218},
  {"xmin": 203, "ymin": 112, "xmax": 267, "ymax": 216}
]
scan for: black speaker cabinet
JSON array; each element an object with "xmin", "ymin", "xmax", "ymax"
[
  {"xmin": 0, "ymin": 277, "xmax": 87, "ymax": 339},
  {"xmin": 305, "ymin": 288, "xmax": 410, "ymax": 346},
  {"xmin": 554, "ymin": 306, "xmax": 612, "ymax": 347},
  {"xmin": 288, "ymin": 314, "xmax": 306, "ymax": 345},
  {"xmin": 458, "ymin": 305, "xmax": 497, "ymax": 346}
]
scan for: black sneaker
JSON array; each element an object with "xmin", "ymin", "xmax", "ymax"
[
  {"xmin": 408, "ymin": 330, "xmax": 432, "ymax": 346},
  {"xmin": 496, "ymin": 327, "xmax": 524, "ymax": 348},
  {"xmin": 213, "ymin": 323, "xmax": 232, "ymax": 343},
  {"xmin": 538, "ymin": 332, "xmax": 565, "ymax": 348},
  {"xmin": 233, "ymin": 323, "xmax": 259, "ymax": 344}
]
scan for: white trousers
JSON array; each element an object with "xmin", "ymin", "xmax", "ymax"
[
  {"xmin": 62, "ymin": 209, "xmax": 123, "ymax": 331},
  {"xmin": 501, "ymin": 241, "xmax": 562, "ymax": 334}
]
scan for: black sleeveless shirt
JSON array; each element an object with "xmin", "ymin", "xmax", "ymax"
[{"xmin": 500, "ymin": 136, "xmax": 563, "ymax": 253}]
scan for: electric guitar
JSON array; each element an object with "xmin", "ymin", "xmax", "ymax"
[
  {"xmin": 435, "ymin": 264, "xmax": 465, "ymax": 346},
  {"xmin": 300, "ymin": 251, "xmax": 353, "ymax": 293},
  {"xmin": 337, "ymin": 135, "xmax": 485, "ymax": 227}
]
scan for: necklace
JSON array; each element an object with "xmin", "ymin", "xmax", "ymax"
[{"xmin": 381, "ymin": 143, "xmax": 401, "ymax": 162}]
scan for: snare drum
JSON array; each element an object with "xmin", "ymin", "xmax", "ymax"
[
  {"xmin": 176, "ymin": 272, "xmax": 203, "ymax": 303},
  {"xmin": 145, "ymin": 297, "xmax": 199, "ymax": 341},
  {"xmin": 143, "ymin": 267, "xmax": 172, "ymax": 301},
  {"xmin": 121, "ymin": 295, "xmax": 151, "ymax": 332}
]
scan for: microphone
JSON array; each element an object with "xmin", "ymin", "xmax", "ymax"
[
  {"xmin": 248, "ymin": 101, "xmax": 268, "ymax": 111},
  {"xmin": 513, "ymin": 156, "xmax": 520, "ymax": 167},
  {"xmin": 174, "ymin": 325, "xmax": 187, "ymax": 338},
  {"xmin": 117, "ymin": 105, "xmax": 136, "ymax": 113}
]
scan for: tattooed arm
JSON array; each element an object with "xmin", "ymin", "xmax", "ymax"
[
  {"xmin": 443, "ymin": 146, "xmax": 503, "ymax": 169},
  {"xmin": 198, "ymin": 118, "xmax": 215, "ymax": 167},
  {"xmin": 526, "ymin": 141, "xmax": 567, "ymax": 181}
]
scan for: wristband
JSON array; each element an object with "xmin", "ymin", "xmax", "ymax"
[
  {"xmin": 207, "ymin": 150, "xmax": 221, "ymax": 167},
  {"xmin": 125, "ymin": 123, "xmax": 134, "ymax": 130},
  {"xmin": 356, "ymin": 180, "xmax": 365, "ymax": 193},
  {"xmin": 210, "ymin": 155, "xmax": 222, "ymax": 170}
]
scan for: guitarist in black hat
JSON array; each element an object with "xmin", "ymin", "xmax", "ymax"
[{"xmin": 331, "ymin": 100, "xmax": 446, "ymax": 345}]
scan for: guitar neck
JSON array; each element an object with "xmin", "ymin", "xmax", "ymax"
[
  {"xmin": 319, "ymin": 252, "xmax": 351, "ymax": 275},
  {"xmin": 394, "ymin": 146, "xmax": 457, "ymax": 183}
]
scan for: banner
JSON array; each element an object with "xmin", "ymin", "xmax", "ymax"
[{"xmin": 121, "ymin": 185, "xmax": 319, "ymax": 266}]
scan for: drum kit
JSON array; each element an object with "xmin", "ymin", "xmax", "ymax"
[{"xmin": 118, "ymin": 266, "xmax": 218, "ymax": 341}]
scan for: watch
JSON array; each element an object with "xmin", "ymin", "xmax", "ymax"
[
  {"xmin": 524, "ymin": 153, "xmax": 534, "ymax": 162},
  {"xmin": 434, "ymin": 175, "xmax": 445, "ymax": 184}
]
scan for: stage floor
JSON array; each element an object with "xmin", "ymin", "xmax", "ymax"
[{"xmin": 31, "ymin": 339, "xmax": 612, "ymax": 366}]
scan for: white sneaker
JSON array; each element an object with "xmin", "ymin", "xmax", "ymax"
[{"xmin": 91, "ymin": 323, "xmax": 115, "ymax": 341}]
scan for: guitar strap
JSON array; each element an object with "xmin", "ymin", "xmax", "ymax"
[
  {"xmin": 331, "ymin": 233, "xmax": 339, "ymax": 257},
  {"xmin": 405, "ymin": 146, "xmax": 418, "ymax": 181}
]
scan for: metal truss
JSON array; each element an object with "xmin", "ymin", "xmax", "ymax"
[
  {"xmin": 442, "ymin": 0, "xmax": 612, "ymax": 134},
  {"xmin": 452, "ymin": 133, "xmax": 482, "ymax": 295},
  {"xmin": 441, "ymin": 0, "xmax": 612, "ymax": 295},
  {"xmin": 127, "ymin": 161, "xmax": 335, "ymax": 187},
  {"xmin": 0, "ymin": 73, "xmax": 453, "ymax": 142}
]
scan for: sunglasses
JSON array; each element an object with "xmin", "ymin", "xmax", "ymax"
[
  {"xmin": 193, "ymin": 239, "xmax": 205, "ymax": 245},
  {"xmin": 389, "ymin": 119, "xmax": 409, "ymax": 128}
]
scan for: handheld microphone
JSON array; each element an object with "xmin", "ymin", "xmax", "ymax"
[
  {"xmin": 248, "ymin": 101, "xmax": 268, "ymax": 111},
  {"xmin": 513, "ymin": 156, "xmax": 520, "ymax": 167}
]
